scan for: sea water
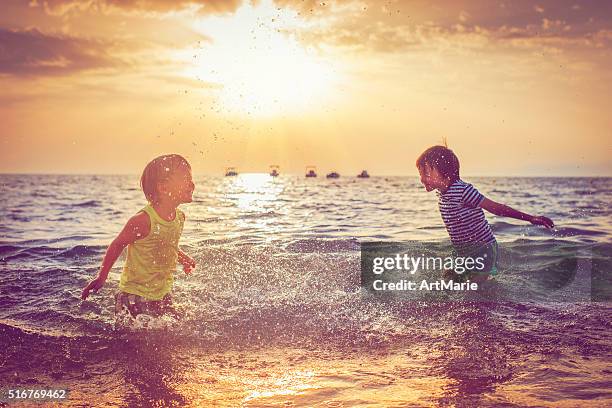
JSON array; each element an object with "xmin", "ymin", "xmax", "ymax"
[{"xmin": 1, "ymin": 174, "xmax": 610, "ymax": 406}]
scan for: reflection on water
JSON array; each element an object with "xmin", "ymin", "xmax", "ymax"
[{"xmin": 221, "ymin": 173, "xmax": 286, "ymax": 244}]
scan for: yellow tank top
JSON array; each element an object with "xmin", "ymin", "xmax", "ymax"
[{"xmin": 119, "ymin": 204, "xmax": 185, "ymax": 300}]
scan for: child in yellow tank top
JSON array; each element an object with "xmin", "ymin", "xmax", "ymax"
[{"xmin": 81, "ymin": 154, "xmax": 196, "ymax": 317}]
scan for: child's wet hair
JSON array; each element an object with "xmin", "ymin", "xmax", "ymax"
[
  {"xmin": 140, "ymin": 154, "xmax": 191, "ymax": 202},
  {"xmin": 416, "ymin": 145, "xmax": 460, "ymax": 181}
]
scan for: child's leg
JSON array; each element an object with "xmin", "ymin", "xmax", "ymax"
[
  {"xmin": 115, "ymin": 292, "xmax": 183, "ymax": 319},
  {"xmin": 115, "ymin": 292, "xmax": 142, "ymax": 318},
  {"xmin": 443, "ymin": 242, "xmax": 498, "ymax": 283},
  {"xmin": 159, "ymin": 294, "xmax": 185, "ymax": 319},
  {"xmin": 463, "ymin": 241, "xmax": 499, "ymax": 283},
  {"xmin": 140, "ymin": 294, "xmax": 184, "ymax": 319},
  {"xmin": 467, "ymin": 272, "xmax": 490, "ymax": 284},
  {"xmin": 115, "ymin": 291, "xmax": 164, "ymax": 317}
]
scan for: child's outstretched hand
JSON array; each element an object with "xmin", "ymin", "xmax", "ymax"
[
  {"xmin": 178, "ymin": 251, "xmax": 196, "ymax": 275},
  {"xmin": 530, "ymin": 215, "xmax": 554, "ymax": 229},
  {"xmin": 81, "ymin": 276, "xmax": 106, "ymax": 300}
]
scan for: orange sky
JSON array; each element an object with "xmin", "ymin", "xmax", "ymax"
[{"xmin": 0, "ymin": 0, "xmax": 610, "ymax": 176}]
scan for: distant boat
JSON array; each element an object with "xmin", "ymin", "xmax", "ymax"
[
  {"xmin": 305, "ymin": 166, "xmax": 317, "ymax": 178},
  {"xmin": 225, "ymin": 167, "xmax": 238, "ymax": 177},
  {"xmin": 269, "ymin": 165, "xmax": 280, "ymax": 177},
  {"xmin": 357, "ymin": 170, "xmax": 370, "ymax": 178},
  {"xmin": 326, "ymin": 171, "xmax": 340, "ymax": 179}
]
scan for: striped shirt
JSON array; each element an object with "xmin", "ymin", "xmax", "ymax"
[{"xmin": 437, "ymin": 179, "xmax": 496, "ymax": 247}]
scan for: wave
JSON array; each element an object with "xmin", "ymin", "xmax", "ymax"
[
  {"xmin": 58, "ymin": 245, "xmax": 105, "ymax": 258},
  {"xmin": 72, "ymin": 200, "xmax": 101, "ymax": 208},
  {"xmin": 0, "ymin": 244, "xmax": 106, "ymax": 261},
  {"xmin": 1, "ymin": 237, "xmax": 610, "ymax": 344},
  {"xmin": 284, "ymin": 238, "xmax": 361, "ymax": 253},
  {"xmin": 552, "ymin": 226, "xmax": 608, "ymax": 237},
  {"xmin": 491, "ymin": 221, "xmax": 608, "ymax": 238},
  {"xmin": 235, "ymin": 211, "xmax": 280, "ymax": 220}
]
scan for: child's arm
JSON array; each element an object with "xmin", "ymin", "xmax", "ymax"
[
  {"xmin": 176, "ymin": 212, "xmax": 195, "ymax": 275},
  {"xmin": 81, "ymin": 212, "xmax": 150, "ymax": 300},
  {"xmin": 178, "ymin": 249, "xmax": 196, "ymax": 275},
  {"xmin": 479, "ymin": 198, "xmax": 554, "ymax": 228}
]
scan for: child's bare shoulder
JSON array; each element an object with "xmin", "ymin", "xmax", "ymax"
[
  {"xmin": 130, "ymin": 210, "xmax": 151, "ymax": 227},
  {"xmin": 120, "ymin": 211, "xmax": 151, "ymax": 239}
]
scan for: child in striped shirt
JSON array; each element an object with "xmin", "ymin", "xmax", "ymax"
[{"xmin": 416, "ymin": 145, "xmax": 554, "ymax": 281}]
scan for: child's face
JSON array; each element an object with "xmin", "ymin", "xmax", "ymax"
[
  {"xmin": 159, "ymin": 165, "xmax": 195, "ymax": 204},
  {"xmin": 418, "ymin": 165, "xmax": 445, "ymax": 191}
]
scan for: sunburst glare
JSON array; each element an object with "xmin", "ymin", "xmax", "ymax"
[{"xmin": 188, "ymin": 0, "xmax": 339, "ymax": 117}]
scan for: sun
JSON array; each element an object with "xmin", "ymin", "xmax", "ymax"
[{"xmin": 189, "ymin": 0, "xmax": 338, "ymax": 117}]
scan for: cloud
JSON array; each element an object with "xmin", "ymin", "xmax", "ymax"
[
  {"xmin": 5, "ymin": 0, "xmax": 611, "ymax": 77},
  {"xmin": 0, "ymin": 28, "xmax": 121, "ymax": 76},
  {"xmin": 276, "ymin": 0, "xmax": 612, "ymax": 55},
  {"xmin": 31, "ymin": 0, "xmax": 243, "ymax": 16}
]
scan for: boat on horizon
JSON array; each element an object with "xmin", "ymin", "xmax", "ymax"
[
  {"xmin": 305, "ymin": 166, "xmax": 317, "ymax": 178},
  {"xmin": 270, "ymin": 165, "xmax": 280, "ymax": 177},
  {"xmin": 225, "ymin": 167, "xmax": 238, "ymax": 177},
  {"xmin": 326, "ymin": 171, "xmax": 340, "ymax": 179},
  {"xmin": 357, "ymin": 170, "xmax": 370, "ymax": 178}
]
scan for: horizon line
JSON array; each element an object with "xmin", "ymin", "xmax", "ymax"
[{"xmin": 1, "ymin": 172, "xmax": 611, "ymax": 178}]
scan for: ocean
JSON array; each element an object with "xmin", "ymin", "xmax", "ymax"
[{"xmin": 1, "ymin": 174, "xmax": 610, "ymax": 407}]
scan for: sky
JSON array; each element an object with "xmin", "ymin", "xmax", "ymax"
[{"xmin": 0, "ymin": 0, "xmax": 610, "ymax": 176}]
